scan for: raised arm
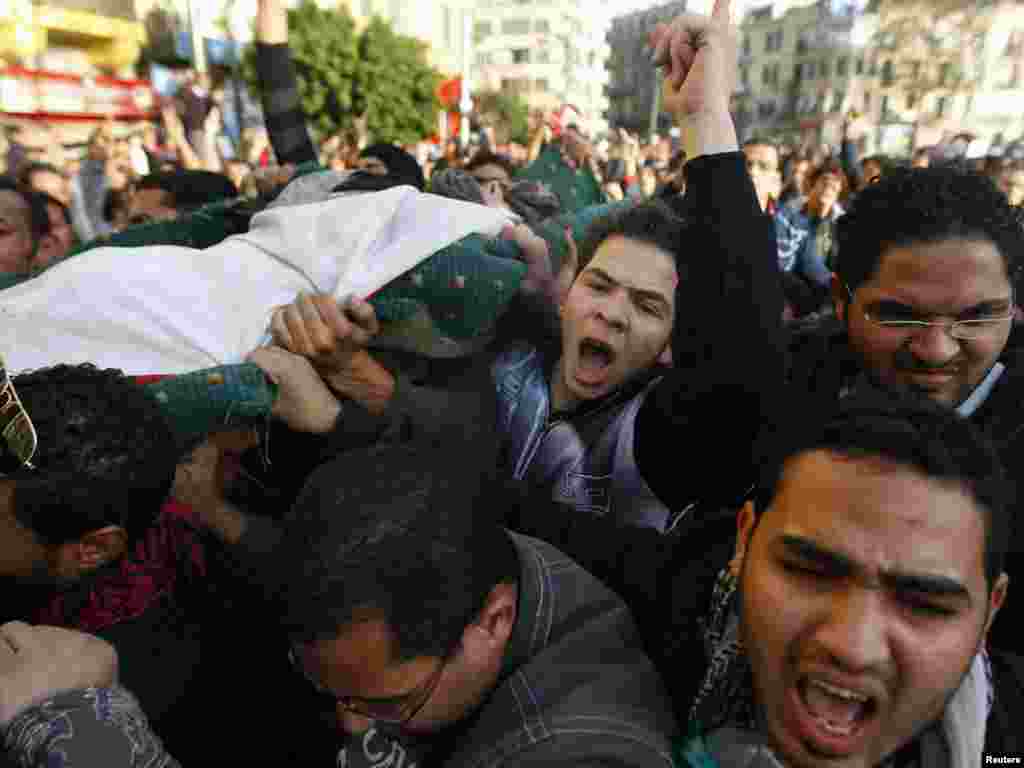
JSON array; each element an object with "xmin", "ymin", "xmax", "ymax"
[
  {"xmin": 636, "ymin": 0, "xmax": 785, "ymax": 514},
  {"xmin": 255, "ymin": 0, "xmax": 318, "ymax": 167}
]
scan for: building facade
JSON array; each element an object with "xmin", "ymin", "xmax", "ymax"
[
  {"xmin": 870, "ymin": 0, "xmax": 1024, "ymax": 154},
  {"xmin": 1, "ymin": 0, "xmax": 147, "ymax": 76},
  {"xmin": 605, "ymin": 1, "xmax": 686, "ymax": 136},
  {"xmin": 468, "ymin": 0, "xmax": 612, "ymax": 135},
  {"xmin": 736, "ymin": 0, "xmax": 879, "ymax": 148}
]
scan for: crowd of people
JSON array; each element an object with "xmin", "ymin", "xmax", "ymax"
[{"xmin": 1, "ymin": 0, "xmax": 1023, "ymax": 767}]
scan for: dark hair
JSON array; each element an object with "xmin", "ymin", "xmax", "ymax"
[
  {"xmin": 465, "ymin": 151, "xmax": 515, "ymax": 180},
  {"xmin": 38, "ymin": 192, "xmax": 72, "ymax": 229},
  {"xmin": 0, "ymin": 175, "xmax": 48, "ymax": 243},
  {"xmin": 576, "ymin": 200, "xmax": 688, "ymax": 278},
  {"xmin": 278, "ymin": 441, "xmax": 520, "ymax": 661},
  {"xmin": 360, "ymin": 143, "xmax": 425, "ymax": 191},
  {"xmin": 9, "ymin": 364, "xmax": 180, "ymax": 547},
  {"xmin": 807, "ymin": 161, "xmax": 844, "ymax": 188},
  {"xmin": 753, "ymin": 391, "xmax": 1012, "ymax": 588},
  {"xmin": 834, "ymin": 166, "xmax": 1024, "ymax": 293},
  {"xmin": 135, "ymin": 170, "xmax": 238, "ymax": 213},
  {"xmin": 102, "ymin": 187, "xmax": 132, "ymax": 225}
]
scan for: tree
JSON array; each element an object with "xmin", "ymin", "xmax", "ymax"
[
  {"xmin": 241, "ymin": 1, "xmax": 359, "ymax": 138},
  {"xmin": 473, "ymin": 90, "xmax": 531, "ymax": 145},
  {"xmin": 353, "ymin": 17, "xmax": 442, "ymax": 145}
]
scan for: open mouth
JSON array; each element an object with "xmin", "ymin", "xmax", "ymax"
[
  {"xmin": 575, "ymin": 338, "xmax": 616, "ymax": 386},
  {"xmin": 791, "ymin": 677, "xmax": 877, "ymax": 757}
]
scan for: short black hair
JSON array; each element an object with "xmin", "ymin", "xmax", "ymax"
[
  {"xmin": 465, "ymin": 151, "xmax": 515, "ymax": 180},
  {"xmin": 135, "ymin": 170, "xmax": 238, "ymax": 213},
  {"xmin": 576, "ymin": 200, "xmax": 688, "ymax": 279},
  {"xmin": 278, "ymin": 440, "xmax": 520, "ymax": 661},
  {"xmin": 834, "ymin": 166, "xmax": 1024, "ymax": 293},
  {"xmin": 753, "ymin": 390, "xmax": 1012, "ymax": 588},
  {"xmin": 9, "ymin": 364, "xmax": 180, "ymax": 547}
]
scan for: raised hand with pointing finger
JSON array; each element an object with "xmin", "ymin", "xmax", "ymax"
[{"xmin": 650, "ymin": 0, "xmax": 739, "ymax": 159}]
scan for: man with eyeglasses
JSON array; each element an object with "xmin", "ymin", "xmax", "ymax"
[
  {"xmin": 0, "ymin": 436, "xmax": 680, "ymax": 768},
  {"xmin": 785, "ymin": 165, "xmax": 1024, "ymax": 651}
]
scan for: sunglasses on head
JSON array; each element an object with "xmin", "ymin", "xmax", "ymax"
[{"xmin": 0, "ymin": 360, "xmax": 37, "ymax": 476}]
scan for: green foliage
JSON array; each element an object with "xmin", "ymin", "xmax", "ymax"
[
  {"xmin": 474, "ymin": 89, "xmax": 531, "ymax": 145},
  {"xmin": 241, "ymin": 2, "xmax": 441, "ymax": 144},
  {"xmin": 354, "ymin": 17, "xmax": 442, "ymax": 145}
]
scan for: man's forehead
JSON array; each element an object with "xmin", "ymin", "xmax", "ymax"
[
  {"xmin": 769, "ymin": 451, "xmax": 987, "ymax": 581},
  {"xmin": 589, "ymin": 236, "xmax": 678, "ymax": 294},
  {"xmin": 864, "ymin": 238, "xmax": 1011, "ymax": 303}
]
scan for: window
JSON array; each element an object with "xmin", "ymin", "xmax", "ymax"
[
  {"xmin": 761, "ymin": 63, "xmax": 779, "ymax": 86},
  {"xmin": 863, "ymin": 90, "xmax": 871, "ymax": 110},
  {"xmin": 743, "ymin": 36, "xmax": 751, "ymax": 56},
  {"xmin": 881, "ymin": 94, "xmax": 890, "ymax": 115},
  {"xmin": 837, "ymin": 57, "xmax": 848, "ymax": 76},
  {"xmin": 940, "ymin": 61, "xmax": 952, "ymax": 85},
  {"xmin": 502, "ymin": 19, "xmax": 531, "ymax": 34},
  {"xmin": 512, "ymin": 48, "xmax": 529, "ymax": 63},
  {"xmin": 740, "ymin": 65, "xmax": 749, "ymax": 86},
  {"xmin": 832, "ymin": 90, "xmax": 845, "ymax": 112},
  {"xmin": 935, "ymin": 95, "xmax": 948, "ymax": 116},
  {"xmin": 474, "ymin": 21, "xmax": 492, "ymax": 38},
  {"xmin": 794, "ymin": 63, "xmax": 803, "ymax": 79},
  {"xmin": 881, "ymin": 59, "xmax": 893, "ymax": 85},
  {"xmin": 535, "ymin": 19, "xmax": 549, "ymax": 33},
  {"xmin": 820, "ymin": 60, "xmax": 830, "ymax": 78},
  {"xmin": 856, "ymin": 58, "xmax": 864, "ymax": 75},
  {"xmin": 765, "ymin": 29, "xmax": 783, "ymax": 52},
  {"xmin": 906, "ymin": 91, "xmax": 917, "ymax": 109},
  {"xmin": 805, "ymin": 61, "xmax": 816, "ymax": 79},
  {"xmin": 910, "ymin": 61, "xmax": 921, "ymax": 79}
]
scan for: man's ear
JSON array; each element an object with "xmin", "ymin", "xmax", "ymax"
[
  {"xmin": 55, "ymin": 527, "xmax": 128, "ymax": 578},
  {"xmin": 983, "ymin": 572, "xmax": 1009, "ymax": 641},
  {"xmin": 730, "ymin": 501, "xmax": 758, "ymax": 578},
  {"xmin": 463, "ymin": 582, "xmax": 517, "ymax": 661},
  {"xmin": 830, "ymin": 274, "xmax": 847, "ymax": 324}
]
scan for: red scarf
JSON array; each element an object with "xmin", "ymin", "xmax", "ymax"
[{"xmin": 31, "ymin": 501, "xmax": 207, "ymax": 635}]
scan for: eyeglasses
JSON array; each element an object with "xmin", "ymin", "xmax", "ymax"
[
  {"xmin": 0, "ymin": 361, "xmax": 37, "ymax": 476},
  {"xmin": 847, "ymin": 285, "xmax": 1016, "ymax": 341},
  {"xmin": 287, "ymin": 648, "xmax": 447, "ymax": 726}
]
